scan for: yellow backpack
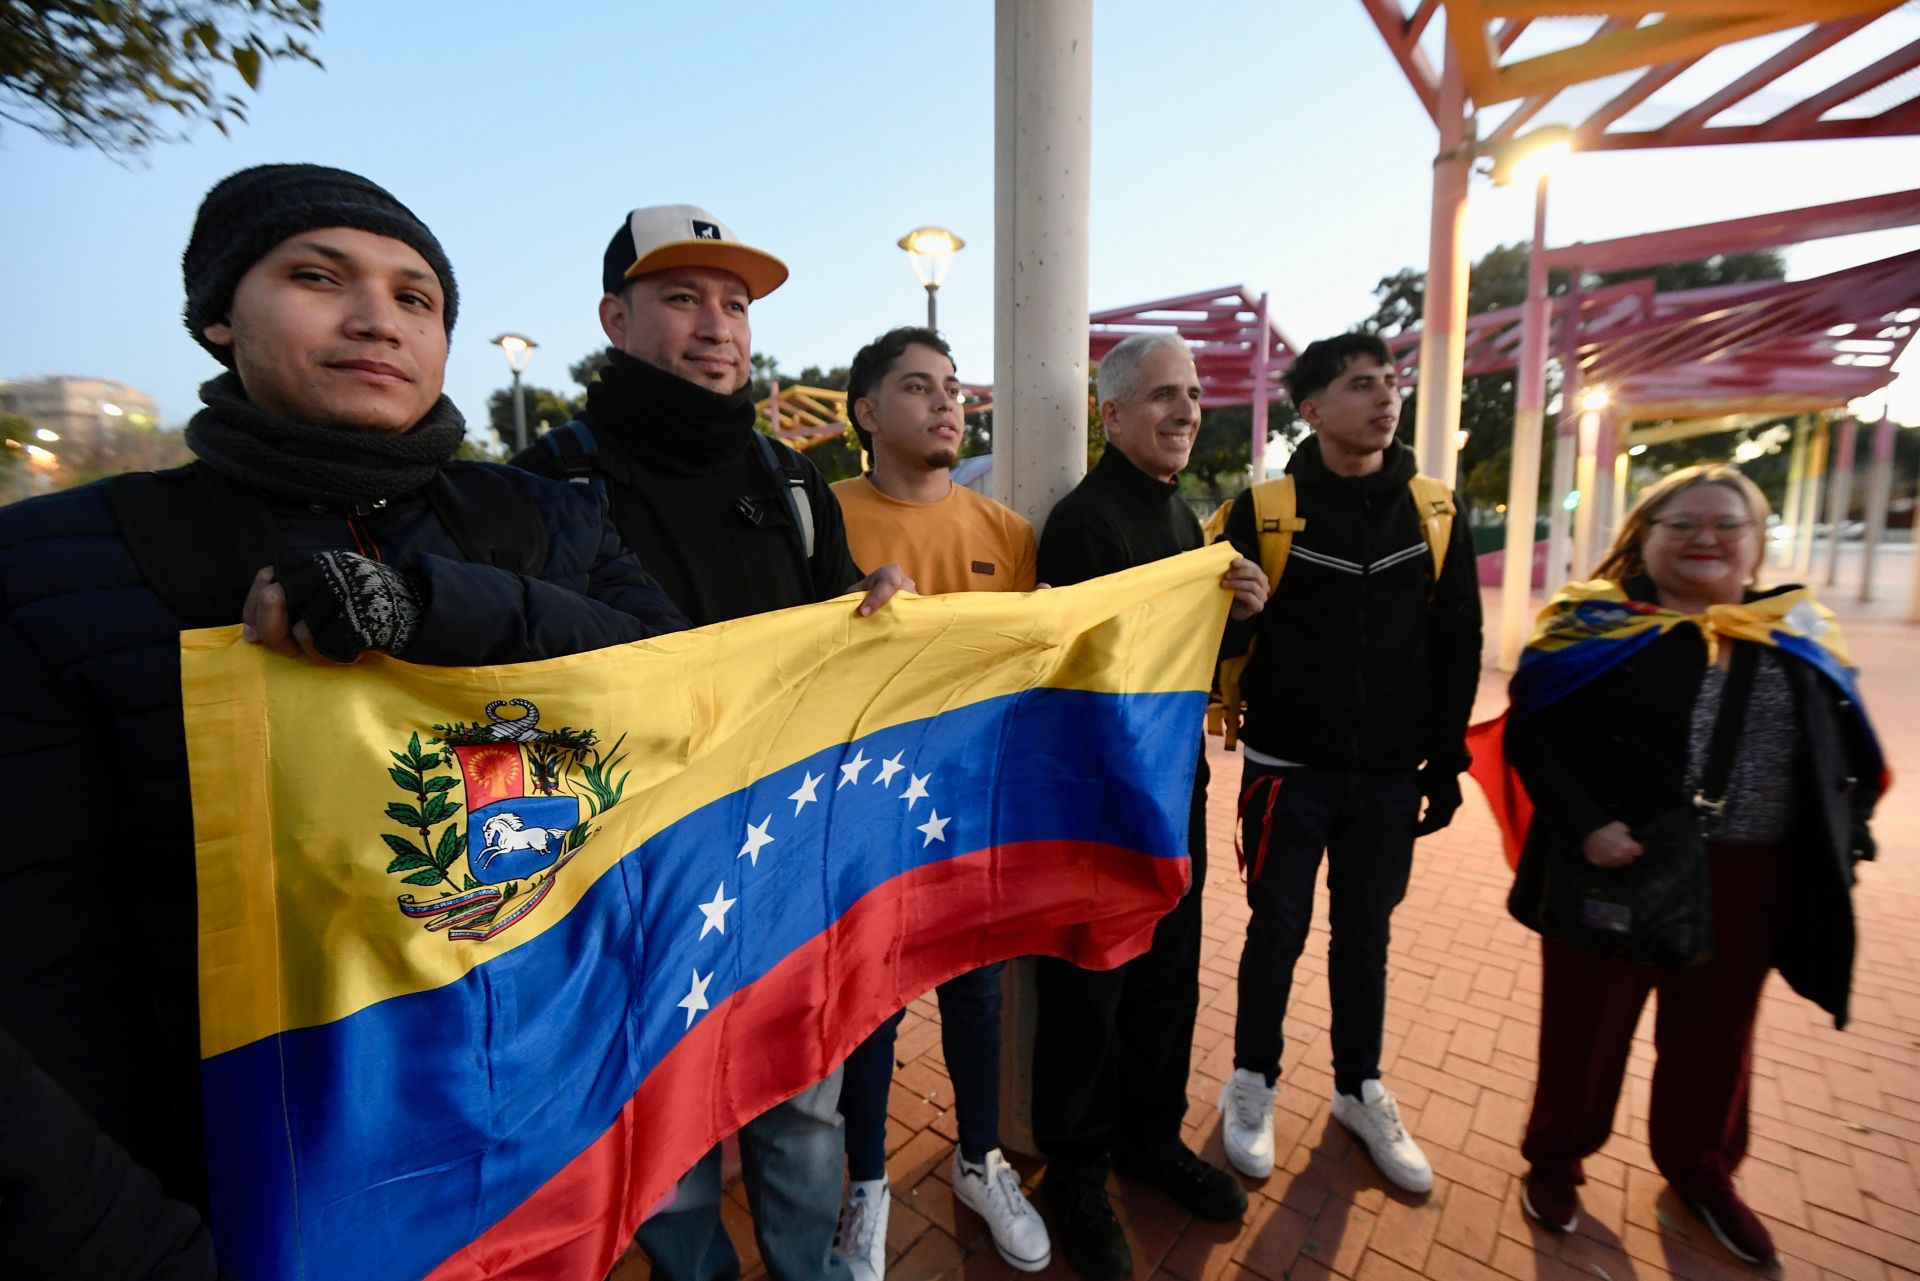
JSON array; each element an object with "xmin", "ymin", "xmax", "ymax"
[{"xmin": 1207, "ymin": 473, "xmax": 1456, "ymax": 748}]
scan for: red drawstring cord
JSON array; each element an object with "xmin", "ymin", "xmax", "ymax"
[
  {"xmin": 345, "ymin": 512, "xmax": 384, "ymax": 562},
  {"xmin": 1236, "ymin": 771, "xmax": 1287, "ymax": 884}
]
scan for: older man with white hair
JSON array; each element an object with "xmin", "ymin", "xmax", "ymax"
[{"xmin": 1028, "ymin": 333, "xmax": 1268, "ymax": 1280}]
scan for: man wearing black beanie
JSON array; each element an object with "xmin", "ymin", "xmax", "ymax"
[
  {"xmin": 0, "ymin": 164, "xmax": 688, "ymax": 1275},
  {"xmin": 512, "ymin": 203, "xmax": 911, "ymax": 1281}
]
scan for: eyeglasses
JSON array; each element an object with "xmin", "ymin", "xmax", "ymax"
[{"xmin": 1649, "ymin": 516, "xmax": 1755, "ymax": 537}]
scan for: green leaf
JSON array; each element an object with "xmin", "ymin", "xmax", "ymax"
[
  {"xmin": 422, "ymin": 795, "xmax": 462, "ymax": 826},
  {"xmin": 385, "ymin": 851, "xmax": 433, "ymax": 874},
  {"xmin": 422, "ymin": 775, "xmax": 457, "ymax": 793},
  {"xmin": 381, "ymin": 833, "xmax": 425, "ymax": 862},
  {"xmin": 231, "ymin": 46, "xmax": 261, "ymax": 89},
  {"xmin": 407, "ymin": 732, "xmax": 422, "ymax": 759},
  {"xmin": 461, "ymin": 874, "xmax": 478, "ymax": 891},
  {"xmin": 433, "ymin": 824, "xmax": 465, "ymax": 870},
  {"xmin": 385, "ymin": 802, "xmax": 424, "ymax": 829},
  {"xmin": 389, "ymin": 765, "xmax": 420, "ymax": 793},
  {"xmin": 400, "ymin": 869, "xmax": 443, "ymax": 887}
]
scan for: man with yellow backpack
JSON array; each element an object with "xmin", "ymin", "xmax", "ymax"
[{"xmin": 1212, "ymin": 333, "xmax": 1483, "ymax": 1195}]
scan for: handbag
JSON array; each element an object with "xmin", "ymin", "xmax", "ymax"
[{"xmin": 1538, "ymin": 646, "xmax": 1756, "ymax": 968}]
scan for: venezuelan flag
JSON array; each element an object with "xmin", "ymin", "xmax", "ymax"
[{"xmin": 183, "ymin": 543, "xmax": 1236, "ymax": 1280}]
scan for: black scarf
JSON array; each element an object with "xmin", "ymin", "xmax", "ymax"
[
  {"xmin": 184, "ymin": 372, "xmax": 467, "ymax": 506},
  {"xmin": 583, "ymin": 349, "xmax": 757, "ymax": 475}
]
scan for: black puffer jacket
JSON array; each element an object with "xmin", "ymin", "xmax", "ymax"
[
  {"xmin": 0, "ymin": 461, "xmax": 687, "ymax": 1252},
  {"xmin": 1221, "ymin": 436, "xmax": 1482, "ymax": 772},
  {"xmin": 1504, "ymin": 580, "xmax": 1883, "ymax": 1024}
]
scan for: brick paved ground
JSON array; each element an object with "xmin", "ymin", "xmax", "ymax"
[{"xmin": 619, "ymin": 563, "xmax": 1920, "ymax": 1281}]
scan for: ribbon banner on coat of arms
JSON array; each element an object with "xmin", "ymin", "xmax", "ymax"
[{"xmin": 183, "ymin": 544, "xmax": 1236, "ymax": 1281}]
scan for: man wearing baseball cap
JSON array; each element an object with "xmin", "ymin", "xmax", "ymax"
[
  {"xmin": 514, "ymin": 205, "xmax": 909, "ymax": 1281},
  {"xmin": 0, "ymin": 163, "xmax": 687, "ymax": 1272}
]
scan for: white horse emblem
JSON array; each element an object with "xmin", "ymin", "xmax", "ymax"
[{"xmin": 481, "ymin": 811, "xmax": 572, "ymax": 859}]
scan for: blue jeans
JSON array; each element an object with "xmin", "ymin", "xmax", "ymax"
[
  {"xmin": 633, "ymin": 1068, "xmax": 852, "ymax": 1281},
  {"xmin": 1233, "ymin": 763, "xmax": 1420, "ymax": 1097},
  {"xmin": 840, "ymin": 962, "xmax": 1006, "ymax": 1181}
]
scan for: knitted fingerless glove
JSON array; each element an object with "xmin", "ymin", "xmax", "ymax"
[{"xmin": 274, "ymin": 551, "xmax": 423, "ymax": 662}]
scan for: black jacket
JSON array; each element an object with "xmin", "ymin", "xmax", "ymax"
[
  {"xmin": 1038, "ymin": 447, "xmax": 1211, "ymax": 855},
  {"xmin": 1221, "ymin": 437, "xmax": 1482, "ymax": 772},
  {"xmin": 511, "ymin": 353, "xmax": 863, "ymax": 626},
  {"xmin": 1504, "ymin": 580, "xmax": 1883, "ymax": 1024},
  {"xmin": 0, "ymin": 460, "xmax": 687, "ymax": 1257}
]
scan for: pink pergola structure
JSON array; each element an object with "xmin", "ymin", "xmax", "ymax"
[
  {"xmin": 1088, "ymin": 286, "xmax": 1296, "ymax": 480},
  {"xmin": 1363, "ymin": 2, "xmax": 1920, "ymax": 664}
]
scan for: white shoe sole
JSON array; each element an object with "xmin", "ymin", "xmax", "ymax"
[
  {"xmin": 1520, "ymin": 1183, "xmax": 1579, "ymax": 1234},
  {"xmin": 1330, "ymin": 1103, "xmax": 1433, "ymax": 1195},
  {"xmin": 1216, "ymin": 1079, "xmax": 1275, "ymax": 1179},
  {"xmin": 1691, "ymin": 1201, "xmax": 1772, "ymax": 1266}
]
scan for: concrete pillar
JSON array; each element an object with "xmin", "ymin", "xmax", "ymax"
[
  {"xmin": 992, "ymin": 0, "xmax": 1092, "ymax": 1155},
  {"xmin": 1545, "ymin": 271, "xmax": 1585, "ymax": 593},
  {"xmin": 1779, "ymin": 417, "xmax": 1809, "ymax": 572},
  {"xmin": 1794, "ymin": 415, "xmax": 1829, "ymax": 579},
  {"xmin": 1821, "ymin": 416, "xmax": 1858, "ymax": 588},
  {"xmin": 1413, "ymin": 44, "xmax": 1470, "ymax": 488},
  {"xmin": 1859, "ymin": 414, "xmax": 1895, "ymax": 603},
  {"xmin": 992, "ymin": 0, "xmax": 1093, "ymax": 536},
  {"xmin": 1571, "ymin": 408, "xmax": 1601, "ymax": 579},
  {"xmin": 1591, "ymin": 411, "xmax": 1619, "ymax": 559},
  {"xmin": 1497, "ymin": 174, "xmax": 1551, "ymax": 671},
  {"xmin": 1250, "ymin": 292, "xmax": 1272, "ymax": 485},
  {"xmin": 1609, "ymin": 447, "xmax": 1631, "ymax": 547}
]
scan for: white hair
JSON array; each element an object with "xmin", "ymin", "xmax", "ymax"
[{"xmin": 1096, "ymin": 332, "xmax": 1194, "ymax": 405}]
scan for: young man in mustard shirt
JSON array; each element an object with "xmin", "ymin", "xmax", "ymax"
[{"xmin": 827, "ymin": 327, "xmax": 1046, "ymax": 1279}]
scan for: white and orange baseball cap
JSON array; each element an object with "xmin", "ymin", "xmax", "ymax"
[{"xmin": 601, "ymin": 204, "xmax": 789, "ymax": 300}]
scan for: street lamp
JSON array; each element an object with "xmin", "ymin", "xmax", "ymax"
[
  {"xmin": 897, "ymin": 226, "xmax": 964, "ymax": 330},
  {"xmin": 490, "ymin": 333, "xmax": 539, "ymax": 454}
]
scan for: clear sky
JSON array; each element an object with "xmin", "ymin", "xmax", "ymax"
[{"xmin": 4, "ymin": 1, "xmax": 1918, "ymax": 437}]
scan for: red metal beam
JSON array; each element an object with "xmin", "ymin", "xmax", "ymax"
[
  {"xmin": 1657, "ymin": 16, "xmax": 1878, "ymax": 136},
  {"xmin": 1543, "ymin": 187, "xmax": 1920, "ymax": 272},
  {"xmin": 1359, "ymin": 0, "xmax": 1442, "ymax": 122},
  {"xmin": 1761, "ymin": 34, "xmax": 1920, "ymax": 133}
]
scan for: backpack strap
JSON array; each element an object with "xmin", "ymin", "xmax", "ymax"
[
  {"xmin": 541, "ymin": 418, "xmax": 601, "ymax": 486},
  {"xmin": 752, "ymin": 430, "xmax": 815, "ymax": 561},
  {"xmin": 423, "ymin": 465, "xmax": 549, "ymax": 577},
  {"xmin": 102, "ymin": 463, "xmax": 287, "ymax": 628},
  {"xmin": 1407, "ymin": 474, "xmax": 1455, "ymax": 582},
  {"xmin": 1248, "ymin": 475, "xmax": 1305, "ymax": 589}
]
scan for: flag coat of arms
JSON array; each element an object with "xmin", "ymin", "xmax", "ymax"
[{"xmin": 184, "ymin": 544, "xmax": 1237, "ymax": 1280}]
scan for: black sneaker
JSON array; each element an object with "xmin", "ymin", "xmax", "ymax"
[
  {"xmin": 1113, "ymin": 1144, "xmax": 1248, "ymax": 1222},
  {"xmin": 1040, "ymin": 1174, "xmax": 1132, "ymax": 1280}
]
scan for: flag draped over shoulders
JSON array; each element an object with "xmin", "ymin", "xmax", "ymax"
[
  {"xmin": 1467, "ymin": 578, "xmax": 1875, "ymax": 871},
  {"xmin": 184, "ymin": 543, "xmax": 1237, "ymax": 1281}
]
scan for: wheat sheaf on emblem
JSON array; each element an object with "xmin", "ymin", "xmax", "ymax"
[{"xmin": 378, "ymin": 699, "xmax": 629, "ymax": 942}]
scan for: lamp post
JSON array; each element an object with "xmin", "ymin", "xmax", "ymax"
[
  {"xmin": 490, "ymin": 333, "xmax": 538, "ymax": 454},
  {"xmin": 898, "ymin": 226, "xmax": 964, "ymax": 330}
]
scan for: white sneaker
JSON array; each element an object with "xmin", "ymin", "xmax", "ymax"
[
  {"xmin": 1218, "ymin": 1068, "xmax": 1278, "ymax": 1178},
  {"xmin": 952, "ymin": 1149, "xmax": 1052, "ymax": 1272},
  {"xmin": 1330, "ymin": 1079, "xmax": 1433, "ymax": 1194},
  {"xmin": 832, "ymin": 1178, "xmax": 890, "ymax": 1281}
]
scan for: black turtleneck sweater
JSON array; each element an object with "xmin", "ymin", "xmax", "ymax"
[
  {"xmin": 512, "ymin": 351, "xmax": 862, "ymax": 626},
  {"xmin": 1220, "ymin": 435, "xmax": 1482, "ymax": 773},
  {"xmin": 1037, "ymin": 446, "xmax": 1203, "ymax": 589}
]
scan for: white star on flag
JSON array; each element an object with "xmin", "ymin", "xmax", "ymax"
[
  {"xmin": 679, "ymin": 968, "xmax": 712, "ymax": 1028},
  {"xmin": 901, "ymin": 772, "xmax": 931, "ymax": 812},
  {"xmin": 839, "ymin": 749, "xmax": 871, "ymax": 788},
  {"xmin": 917, "ymin": 810, "xmax": 950, "ymax": 846},
  {"xmin": 697, "ymin": 883, "xmax": 736, "ymax": 939},
  {"xmin": 738, "ymin": 816, "xmax": 774, "ymax": 865},
  {"xmin": 788, "ymin": 770, "xmax": 824, "ymax": 814},
  {"xmin": 875, "ymin": 752, "xmax": 905, "ymax": 787}
]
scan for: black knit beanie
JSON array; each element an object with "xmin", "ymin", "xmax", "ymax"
[{"xmin": 182, "ymin": 163, "xmax": 459, "ymax": 365}]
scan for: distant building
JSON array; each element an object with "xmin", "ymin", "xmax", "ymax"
[
  {"xmin": 0, "ymin": 375, "xmax": 163, "ymax": 451},
  {"xmin": 0, "ymin": 376, "xmax": 183, "ymax": 501}
]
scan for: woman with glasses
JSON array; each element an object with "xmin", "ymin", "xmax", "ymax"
[{"xmin": 1502, "ymin": 465, "xmax": 1883, "ymax": 1268}]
